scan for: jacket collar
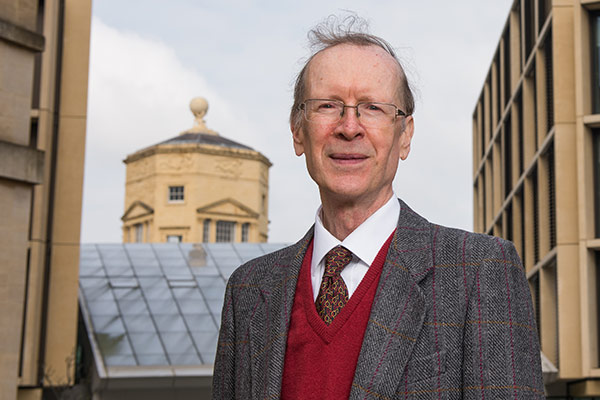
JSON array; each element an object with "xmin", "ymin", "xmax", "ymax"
[{"xmin": 350, "ymin": 199, "xmax": 433, "ymax": 398}]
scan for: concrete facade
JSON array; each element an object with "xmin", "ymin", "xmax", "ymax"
[
  {"xmin": 122, "ymin": 99, "xmax": 271, "ymax": 244},
  {"xmin": 0, "ymin": 0, "xmax": 91, "ymax": 398},
  {"xmin": 473, "ymin": 0, "xmax": 600, "ymax": 397}
]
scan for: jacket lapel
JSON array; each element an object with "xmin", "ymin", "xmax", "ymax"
[
  {"xmin": 250, "ymin": 227, "xmax": 313, "ymax": 398},
  {"xmin": 351, "ymin": 200, "xmax": 432, "ymax": 399}
]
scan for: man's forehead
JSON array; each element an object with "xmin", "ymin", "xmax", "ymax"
[
  {"xmin": 305, "ymin": 44, "xmax": 402, "ymax": 99},
  {"xmin": 308, "ymin": 43, "xmax": 399, "ymax": 73}
]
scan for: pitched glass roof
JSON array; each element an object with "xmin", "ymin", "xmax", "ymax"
[{"xmin": 79, "ymin": 242, "xmax": 287, "ymax": 372}]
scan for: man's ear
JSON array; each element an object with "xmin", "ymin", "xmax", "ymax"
[
  {"xmin": 398, "ymin": 116, "xmax": 414, "ymax": 161},
  {"xmin": 291, "ymin": 122, "xmax": 305, "ymax": 156}
]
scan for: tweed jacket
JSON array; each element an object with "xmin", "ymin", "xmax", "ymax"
[{"xmin": 213, "ymin": 199, "xmax": 545, "ymax": 399}]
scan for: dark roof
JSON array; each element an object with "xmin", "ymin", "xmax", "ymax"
[{"xmin": 157, "ymin": 132, "xmax": 254, "ymax": 151}]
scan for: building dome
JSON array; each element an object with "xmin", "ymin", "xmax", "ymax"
[{"xmin": 122, "ymin": 97, "xmax": 271, "ymax": 244}]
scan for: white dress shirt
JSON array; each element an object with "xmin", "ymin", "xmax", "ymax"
[{"xmin": 311, "ymin": 195, "xmax": 400, "ymax": 301}]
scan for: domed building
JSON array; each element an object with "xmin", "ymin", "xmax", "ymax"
[{"xmin": 121, "ymin": 97, "xmax": 271, "ymax": 243}]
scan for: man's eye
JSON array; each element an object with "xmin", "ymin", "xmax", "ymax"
[
  {"xmin": 318, "ymin": 102, "xmax": 336, "ymax": 109},
  {"xmin": 365, "ymin": 104, "xmax": 383, "ymax": 112}
]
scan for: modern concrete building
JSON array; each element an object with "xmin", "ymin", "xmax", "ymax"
[
  {"xmin": 472, "ymin": 0, "xmax": 600, "ymax": 397},
  {"xmin": 0, "ymin": 0, "xmax": 92, "ymax": 398},
  {"xmin": 122, "ymin": 97, "xmax": 272, "ymax": 244}
]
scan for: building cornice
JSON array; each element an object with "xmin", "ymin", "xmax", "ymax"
[{"xmin": 123, "ymin": 143, "xmax": 272, "ymax": 167}]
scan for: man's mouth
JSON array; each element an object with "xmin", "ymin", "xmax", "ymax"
[{"xmin": 329, "ymin": 153, "xmax": 368, "ymax": 163}]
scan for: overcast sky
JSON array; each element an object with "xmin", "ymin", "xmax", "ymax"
[{"xmin": 81, "ymin": 1, "xmax": 513, "ymax": 244}]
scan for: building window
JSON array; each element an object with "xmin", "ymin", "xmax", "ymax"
[
  {"xmin": 543, "ymin": 32, "xmax": 554, "ymax": 132},
  {"xmin": 167, "ymin": 235, "xmax": 182, "ymax": 243},
  {"xmin": 593, "ymin": 12, "xmax": 600, "ymax": 114},
  {"xmin": 168, "ymin": 186, "xmax": 184, "ymax": 202},
  {"xmin": 529, "ymin": 271, "xmax": 540, "ymax": 341},
  {"xmin": 523, "ymin": 0, "xmax": 535, "ymax": 60},
  {"xmin": 216, "ymin": 221, "xmax": 235, "ymax": 242},
  {"xmin": 594, "ymin": 129, "xmax": 600, "ymax": 237},
  {"xmin": 241, "ymin": 223, "xmax": 249, "ymax": 242},
  {"xmin": 134, "ymin": 223, "xmax": 143, "ymax": 243},
  {"xmin": 203, "ymin": 219, "xmax": 210, "ymax": 243},
  {"xmin": 538, "ymin": 0, "xmax": 551, "ymax": 34},
  {"xmin": 503, "ymin": 114, "xmax": 512, "ymax": 198}
]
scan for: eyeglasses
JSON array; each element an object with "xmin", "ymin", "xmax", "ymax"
[{"xmin": 299, "ymin": 99, "xmax": 407, "ymax": 128}]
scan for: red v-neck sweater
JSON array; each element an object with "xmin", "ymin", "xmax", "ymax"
[{"xmin": 281, "ymin": 233, "xmax": 394, "ymax": 400}]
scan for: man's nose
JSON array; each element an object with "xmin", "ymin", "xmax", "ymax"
[{"xmin": 337, "ymin": 105, "xmax": 363, "ymax": 139}]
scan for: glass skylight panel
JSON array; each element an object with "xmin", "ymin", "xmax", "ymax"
[
  {"xmin": 122, "ymin": 313, "xmax": 156, "ymax": 333},
  {"xmin": 176, "ymin": 298, "xmax": 205, "ymax": 314},
  {"xmin": 171, "ymin": 286, "xmax": 202, "ymax": 301},
  {"xmin": 79, "ymin": 263, "xmax": 105, "ymax": 277},
  {"xmin": 161, "ymin": 331, "xmax": 196, "ymax": 355},
  {"xmin": 190, "ymin": 265, "xmax": 220, "ymax": 277},
  {"xmin": 137, "ymin": 354, "xmax": 169, "ymax": 366},
  {"xmin": 104, "ymin": 263, "xmax": 134, "ymax": 277},
  {"xmin": 167, "ymin": 278, "xmax": 197, "ymax": 287},
  {"xmin": 87, "ymin": 299, "xmax": 119, "ymax": 316},
  {"xmin": 197, "ymin": 278, "xmax": 226, "ymax": 304},
  {"xmin": 91, "ymin": 315, "xmax": 126, "ymax": 335},
  {"xmin": 207, "ymin": 298, "xmax": 225, "ymax": 315},
  {"xmin": 98, "ymin": 244, "xmax": 131, "ymax": 263},
  {"xmin": 128, "ymin": 332, "xmax": 166, "ymax": 362},
  {"xmin": 124, "ymin": 243, "xmax": 154, "ymax": 255},
  {"xmin": 170, "ymin": 353, "xmax": 202, "ymax": 366},
  {"xmin": 139, "ymin": 277, "xmax": 173, "ymax": 300},
  {"xmin": 159, "ymin": 257, "xmax": 188, "ymax": 269},
  {"xmin": 152, "ymin": 244, "xmax": 187, "ymax": 267},
  {"xmin": 147, "ymin": 298, "xmax": 178, "ymax": 314},
  {"xmin": 96, "ymin": 332, "xmax": 134, "ymax": 359},
  {"xmin": 109, "ymin": 277, "xmax": 138, "ymax": 289},
  {"xmin": 117, "ymin": 299, "xmax": 149, "ymax": 315},
  {"xmin": 80, "ymin": 244, "xmax": 101, "ymax": 262},
  {"xmin": 260, "ymin": 243, "xmax": 288, "ymax": 254},
  {"xmin": 154, "ymin": 313, "xmax": 187, "ymax": 332},
  {"xmin": 112, "ymin": 287, "xmax": 143, "ymax": 301},
  {"xmin": 131, "ymin": 264, "xmax": 162, "ymax": 277},
  {"xmin": 164, "ymin": 268, "xmax": 193, "ymax": 281},
  {"xmin": 232, "ymin": 243, "xmax": 265, "ymax": 262},
  {"xmin": 104, "ymin": 354, "xmax": 137, "ymax": 367},
  {"xmin": 80, "ymin": 278, "xmax": 113, "ymax": 301},
  {"xmin": 191, "ymin": 331, "xmax": 218, "ymax": 362},
  {"xmin": 183, "ymin": 313, "xmax": 217, "ymax": 332}
]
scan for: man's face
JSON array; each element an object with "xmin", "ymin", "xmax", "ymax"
[{"xmin": 292, "ymin": 44, "xmax": 414, "ymax": 206}]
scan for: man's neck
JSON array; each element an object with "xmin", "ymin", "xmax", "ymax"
[{"xmin": 319, "ymin": 191, "xmax": 394, "ymax": 241}]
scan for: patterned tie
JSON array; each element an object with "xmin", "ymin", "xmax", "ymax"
[{"xmin": 315, "ymin": 246, "xmax": 353, "ymax": 325}]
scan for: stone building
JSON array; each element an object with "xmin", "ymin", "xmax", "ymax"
[
  {"xmin": 122, "ymin": 97, "xmax": 271, "ymax": 244},
  {"xmin": 0, "ymin": 0, "xmax": 92, "ymax": 398},
  {"xmin": 472, "ymin": 0, "xmax": 600, "ymax": 397}
]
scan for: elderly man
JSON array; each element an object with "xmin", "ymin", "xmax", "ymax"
[{"xmin": 213, "ymin": 18, "xmax": 544, "ymax": 400}]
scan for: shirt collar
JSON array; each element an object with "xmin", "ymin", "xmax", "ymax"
[{"xmin": 313, "ymin": 194, "xmax": 400, "ymax": 267}]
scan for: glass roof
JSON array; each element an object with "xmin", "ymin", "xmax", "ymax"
[{"xmin": 79, "ymin": 242, "xmax": 287, "ymax": 369}]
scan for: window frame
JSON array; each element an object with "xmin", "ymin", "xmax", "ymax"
[
  {"xmin": 168, "ymin": 185, "xmax": 185, "ymax": 203},
  {"xmin": 216, "ymin": 220, "xmax": 235, "ymax": 243}
]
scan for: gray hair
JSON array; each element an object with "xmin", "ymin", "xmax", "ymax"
[{"xmin": 290, "ymin": 14, "xmax": 415, "ymax": 131}]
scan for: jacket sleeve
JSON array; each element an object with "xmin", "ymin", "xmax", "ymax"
[
  {"xmin": 212, "ymin": 277, "xmax": 237, "ymax": 399},
  {"xmin": 463, "ymin": 238, "xmax": 545, "ymax": 399}
]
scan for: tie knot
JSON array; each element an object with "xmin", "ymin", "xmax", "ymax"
[{"xmin": 324, "ymin": 246, "xmax": 353, "ymax": 276}]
